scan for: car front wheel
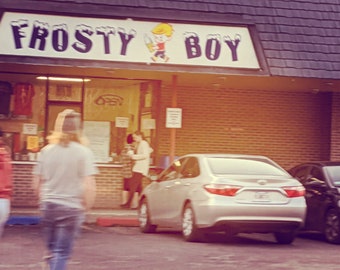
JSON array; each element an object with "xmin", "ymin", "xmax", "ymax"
[
  {"xmin": 138, "ymin": 198, "xmax": 157, "ymax": 233},
  {"xmin": 182, "ymin": 203, "xmax": 203, "ymax": 242},
  {"xmin": 325, "ymin": 209, "xmax": 340, "ymax": 244}
]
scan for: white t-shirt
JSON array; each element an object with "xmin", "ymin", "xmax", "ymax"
[{"xmin": 33, "ymin": 142, "xmax": 98, "ymax": 209}]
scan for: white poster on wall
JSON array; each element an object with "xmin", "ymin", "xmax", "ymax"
[
  {"xmin": 142, "ymin": 118, "xmax": 156, "ymax": 129},
  {"xmin": 115, "ymin": 117, "xmax": 129, "ymax": 128},
  {"xmin": 23, "ymin": 123, "xmax": 38, "ymax": 135},
  {"xmin": 83, "ymin": 121, "xmax": 110, "ymax": 162},
  {"xmin": 166, "ymin": 108, "xmax": 182, "ymax": 128}
]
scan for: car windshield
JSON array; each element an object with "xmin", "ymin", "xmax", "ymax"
[
  {"xmin": 207, "ymin": 157, "xmax": 288, "ymax": 176},
  {"xmin": 324, "ymin": 166, "xmax": 340, "ymax": 186}
]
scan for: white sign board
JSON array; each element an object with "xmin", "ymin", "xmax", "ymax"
[
  {"xmin": 115, "ymin": 117, "xmax": 129, "ymax": 128},
  {"xmin": 142, "ymin": 118, "xmax": 156, "ymax": 130},
  {"xmin": 83, "ymin": 121, "xmax": 110, "ymax": 162},
  {"xmin": 166, "ymin": 108, "xmax": 182, "ymax": 128},
  {"xmin": 0, "ymin": 12, "xmax": 260, "ymax": 69},
  {"xmin": 23, "ymin": 123, "xmax": 38, "ymax": 135}
]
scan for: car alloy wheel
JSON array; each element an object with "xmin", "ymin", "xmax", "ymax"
[
  {"xmin": 138, "ymin": 198, "xmax": 157, "ymax": 233},
  {"xmin": 325, "ymin": 209, "xmax": 340, "ymax": 244},
  {"xmin": 182, "ymin": 203, "xmax": 202, "ymax": 242}
]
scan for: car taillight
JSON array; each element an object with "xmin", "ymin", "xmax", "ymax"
[
  {"xmin": 282, "ymin": 186, "xmax": 305, "ymax": 198},
  {"xmin": 204, "ymin": 184, "xmax": 242, "ymax": 196}
]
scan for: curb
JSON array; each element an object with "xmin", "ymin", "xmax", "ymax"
[
  {"xmin": 8, "ymin": 208, "xmax": 139, "ymax": 227},
  {"xmin": 6, "ymin": 215, "xmax": 139, "ymax": 227},
  {"xmin": 6, "ymin": 216, "xmax": 41, "ymax": 225},
  {"xmin": 96, "ymin": 217, "xmax": 139, "ymax": 227}
]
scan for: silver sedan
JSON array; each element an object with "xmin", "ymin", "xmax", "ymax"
[{"xmin": 138, "ymin": 154, "xmax": 306, "ymax": 244}]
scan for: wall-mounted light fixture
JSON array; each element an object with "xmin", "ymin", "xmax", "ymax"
[{"xmin": 36, "ymin": 76, "xmax": 91, "ymax": 82}]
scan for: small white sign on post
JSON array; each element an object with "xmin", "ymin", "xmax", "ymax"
[
  {"xmin": 23, "ymin": 123, "xmax": 38, "ymax": 135},
  {"xmin": 166, "ymin": 108, "xmax": 182, "ymax": 128},
  {"xmin": 115, "ymin": 117, "xmax": 129, "ymax": 128},
  {"xmin": 142, "ymin": 118, "xmax": 156, "ymax": 130}
]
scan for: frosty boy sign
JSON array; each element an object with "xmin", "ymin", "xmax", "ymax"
[{"xmin": 0, "ymin": 12, "xmax": 260, "ymax": 69}]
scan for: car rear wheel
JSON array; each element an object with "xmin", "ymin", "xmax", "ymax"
[
  {"xmin": 324, "ymin": 209, "xmax": 340, "ymax": 244},
  {"xmin": 182, "ymin": 203, "xmax": 203, "ymax": 242},
  {"xmin": 274, "ymin": 231, "xmax": 296, "ymax": 244},
  {"xmin": 138, "ymin": 198, "xmax": 157, "ymax": 233}
]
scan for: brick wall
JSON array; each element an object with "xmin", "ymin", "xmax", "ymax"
[
  {"xmin": 9, "ymin": 85, "xmax": 337, "ymax": 209},
  {"xmin": 157, "ymin": 86, "xmax": 332, "ymax": 170},
  {"xmin": 331, "ymin": 93, "xmax": 340, "ymax": 160},
  {"xmin": 11, "ymin": 164, "xmax": 125, "ymax": 209},
  {"xmin": 92, "ymin": 166, "xmax": 124, "ymax": 208},
  {"xmin": 11, "ymin": 163, "xmax": 151, "ymax": 209}
]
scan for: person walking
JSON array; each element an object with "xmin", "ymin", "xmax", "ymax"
[
  {"xmin": 120, "ymin": 131, "xmax": 152, "ymax": 209},
  {"xmin": 32, "ymin": 109, "xmax": 98, "ymax": 270},
  {"xmin": 0, "ymin": 128, "xmax": 12, "ymax": 238}
]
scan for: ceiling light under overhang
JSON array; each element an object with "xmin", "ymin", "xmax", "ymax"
[{"xmin": 36, "ymin": 76, "xmax": 91, "ymax": 82}]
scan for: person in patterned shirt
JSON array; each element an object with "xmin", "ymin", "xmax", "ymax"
[{"xmin": 120, "ymin": 134, "xmax": 135, "ymax": 206}]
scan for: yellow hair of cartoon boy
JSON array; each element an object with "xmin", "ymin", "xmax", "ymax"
[{"xmin": 152, "ymin": 23, "xmax": 174, "ymax": 37}]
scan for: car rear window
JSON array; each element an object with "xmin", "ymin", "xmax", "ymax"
[{"xmin": 207, "ymin": 157, "xmax": 288, "ymax": 176}]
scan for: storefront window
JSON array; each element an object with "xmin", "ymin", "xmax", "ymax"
[
  {"xmin": 0, "ymin": 72, "xmax": 159, "ymax": 163},
  {"xmin": 0, "ymin": 73, "xmax": 46, "ymax": 158},
  {"xmin": 82, "ymin": 78, "xmax": 140, "ymax": 162}
]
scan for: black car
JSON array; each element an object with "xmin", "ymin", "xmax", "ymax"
[{"xmin": 289, "ymin": 161, "xmax": 340, "ymax": 244}]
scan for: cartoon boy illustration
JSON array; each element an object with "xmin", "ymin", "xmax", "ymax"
[{"xmin": 144, "ymin": 23, "xmax": 174, "ymax": 63}]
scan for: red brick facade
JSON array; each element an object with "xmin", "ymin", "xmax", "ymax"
[
  {"xmin": 11, "ymin": 164, "xmax": 152, "ymax": 209},
  {"xmin": 331, "ymin": 93, "xmax": 340, "ymax": 160},
  {"xmin": 158, "ymin": 86, "xmax": 333, "ymax": 170},
  {"xmin": 10, "ymin": 85, "xmax": 339, "ymax": 209}
]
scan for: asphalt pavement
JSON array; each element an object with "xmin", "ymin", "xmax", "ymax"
[
  {"xmin": 1, "ymin": 207, "xmax": 140, "ymax": 270},
  {"xmin": 2, "ymin": 215, "xmax": 340, "ymax": 270}
]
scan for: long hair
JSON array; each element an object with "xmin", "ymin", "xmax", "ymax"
[{"xmin": 46, "ymin": 131, "xmax": 89, "ymax": 147}]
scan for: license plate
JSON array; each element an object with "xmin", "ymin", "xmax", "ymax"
[{"xmin": 254, "ymin": 191, "xmax": 270, "ymax": 202}]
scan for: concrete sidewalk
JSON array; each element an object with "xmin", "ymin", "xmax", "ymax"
[{"xmin": 9, "ymin": 207, "xmax": 139, "ymax": 227}]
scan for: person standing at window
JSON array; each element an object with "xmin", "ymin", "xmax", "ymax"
[
  {"xmin": 0, "ymin": 128, "xmax": 12, "ymax": 238},
  {"xmin": 121, "ymin": 131, "xmax": 152, "ymax": 209},
  {"xmin": 120, "ymin": 133, "xmax": 135, "ymax": 206},
  {"xmin": 32, "ymin": 109, "xmax": 98, "ymax": 270}
]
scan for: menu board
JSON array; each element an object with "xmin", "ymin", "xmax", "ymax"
[{"xmin": 83, "ymin": 121, "xmax": 110, "ymax": 163}]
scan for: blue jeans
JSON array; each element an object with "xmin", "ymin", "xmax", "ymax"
[{"xmin": 41, "ymin": 202, "xmax": 84, "ymax": 270}]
